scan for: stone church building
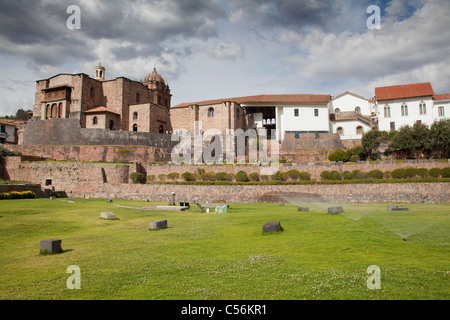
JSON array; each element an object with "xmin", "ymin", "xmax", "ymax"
[{"xmin": 32, "ymin": 64, "xmax": 172, "ymax": 133}]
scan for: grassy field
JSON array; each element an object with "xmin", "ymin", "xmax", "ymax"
[{"xmin": 0, "ymin": 198, "xmax": 448, "ymax": 300}]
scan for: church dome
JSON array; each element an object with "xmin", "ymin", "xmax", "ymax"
[{"xmin": 144, "ymin": 67, "xmax": 165, "ymax": 84}]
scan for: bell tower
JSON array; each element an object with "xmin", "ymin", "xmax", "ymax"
[{"xmin": 94, "ymin": 62, "xmax": 105, "ymax": 81}]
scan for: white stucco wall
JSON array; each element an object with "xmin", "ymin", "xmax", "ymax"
[
  {"xmin": 330, "ymin": 92, "xmax": 371, "ymax": 115},
  {"xmin": 278, "ymin": 105, "xmax": 329, "ymax": 140},
  {"xmin": 376, "ymin": 96, "xmax": 435, "ymax": 131}
]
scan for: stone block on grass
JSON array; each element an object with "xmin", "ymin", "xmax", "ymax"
[
  {"xmin": 40, "ymin": 239, "xmax": 63, "ymax": 254},
  {"xmin": 328, "ymin": 207, "xmax": 344, "ymax": 214},
  {"xmin": 263, "ymin": 222, "xmax": 283, "ymax": 233},
  {"xmin": 149, "ymin": 219, "xmax": 168, "ymax": 230},
  {"xmin": 298, "ymin": 207, "xmax": 309, "ymax": 212},
  {"xmin": 100, "ymin": 212, "xmax": 117, "ymax": 220}
]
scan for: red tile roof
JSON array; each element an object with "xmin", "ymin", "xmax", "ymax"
[
  {"xmin": 84, "ymin": 106, "xmax": 120, "ymax": 115},
  {"xmin": 433, "ymin": 93, "xmax": 450, "ymax": 100},
  {"xmin": 172, "ymin": 94, "xmax": 331, "ymax": 108},
  {"xmin": 375, "ymin": 82, "xmax": 434, "ymax": 101}
]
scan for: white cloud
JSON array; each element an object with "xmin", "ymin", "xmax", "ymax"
[{"xmin": 283, "ymin": 0, "xmax": 450, "ymax": 89}]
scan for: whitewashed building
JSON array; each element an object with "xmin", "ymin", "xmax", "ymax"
[
  {"xmin": 432, "ymin": 94, "xmax": 450, "ymax": 121},
  {"xmin": 375, "ymin": 82, "xmax": 437, "ymax": 132},
  {"xmin": 0, "ymin": 121, "xmax": 17, "ymax": 144},
  {"xmin": 329, "ymin": 91, "xmax": 374, "ymax": 140}
]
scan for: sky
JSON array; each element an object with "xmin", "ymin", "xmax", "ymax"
[{"xmin": 0, "ymin": 0, "xmax": 449, "ymax": 116}]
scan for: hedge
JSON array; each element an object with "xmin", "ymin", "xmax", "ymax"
[{"xmin": 0, "ymin": 191, "xmax": 36, "ymax": 200}]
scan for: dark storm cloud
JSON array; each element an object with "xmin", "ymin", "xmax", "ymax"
[{"xmin": 0, "ymin": 0, "xmax": 225, "ymax": 65}]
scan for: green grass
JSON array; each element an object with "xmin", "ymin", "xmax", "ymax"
[{"xmin": 0, "ymin": 199, "xmax": 448, "ymax": 300}]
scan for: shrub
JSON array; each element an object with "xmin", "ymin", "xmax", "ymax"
[
  {"xmin": 181, "ymin": 172, "xmax": 195, "ymax": 181},
  {"xmin": 260, "ymin": 175, "xmax": 270, "ymax": 181},
  {"xmin": 442, "ymin": 167, "xmax": 450, "ymax": 178},
  {"xmin": 405, "ymin": 168, "xmax": 419, "ymax": 178},
  {"xmin": 0, "ymin": 191, "xmax": 36, "ymax": 200},
  {"xmin": 329, "ymin": 170, "xmax": 342, "ymax": 180},
  {"xmin": 286, "ymin": 170, "xmax": 301, "ymax": 181},
  {"xmin": 328, "ymin": 149, "xmax": 347, "ymax": 162},
  {"xmin": 368, "ymin": 169, "xmax": 383, "ymax": 179},
  {"xmin": 416, "ymin": 168, "xmax": 429, "ymax": 178},
  {"xmin": 146, "ymin": 175, "xmax": 156, "ymax": 182},
  {"xmin": 215, "ymin": 172, "xmax": 230, "ymax": 181},
  {"xmin": 167, "ymin": 172, "xmax": 180, "ymax": 181},
  {"xmin": 197, "ymin": 168, "xmax": 206, "ymax": 175},
  {"xmin": 200, "ymin": 172, "xmax": 216, "ymax": 182},
  {"xmin": 236, "ymin": 170, "xmax": 249, "ymax": 182},
  {"xmin": 299, "ymin": 171, "xmax": 311, "ymax": 181},
  {"xmin": 392, "ymin": 168, "xmax": 406, "ymax": 179},
  {"xmin": 343, "ymin": 171, "xmax": 353, "ymax": 180},
  {"xmin": 0, "ymin": 146, "xmax": 14, "ymax": 157},
  {"xmin": 320, "ymin": 170, "xmax": 330, "ymax": 181},
  {"xmin": 157, "ymin": 174, "xmax": 167, "ymax": 181},
  {"xmin": 249, "ymin": 172, "xmax": 260, "ymax": 181},
  {"xmin": 429, "ymin": 168, "xmax": 442, "ymax": 178},
  {"xmin": 130, "ymin": 172, "xmax": 146, "ymax": 184},
  {"xmin": 348, "ymin": 155, "xmax": 360, "ymax": 163},
  {"xmin": 383, "ymin": 171, "xmax": 392, "ymax": 179}
]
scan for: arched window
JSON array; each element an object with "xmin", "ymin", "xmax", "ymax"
[
  {"xmin": 58, "ymin": 103, "xmax": 62, "ymax": 118},
  {"xmin": 419, "ymin": 101, "xmax": 427, "ymax": 115},
  {"xmin": 384, "ymin": 105, "xmax": 391, "ymax": 118},
  {"xmin": 133, "ymin": 124, "xmax": 138, "ymax": 132},
  {"xmin": 208, "ymin": 107, "xmax": 214, "ymax": 117},
  {"xmin": 401, "ymin": 103, "xmax": 408, "ymax": 116},
  {"xmin": 136, "ymin": 92, "xmax": 140, "ymax": 104},
  {"xmin": 46, "ymin": 104, "xmax": 51, "ymax": 119},
  {"xmin": 133, "ymin": 112, "xmax": 138, "ymax": 120},
  {"xmin": 93, "ymin": 117, "xmax": 98, "ymax": 125},
  {"xmin": 337, "ymin": 127, "xmax": 344, "ymax": 136},
  {"xmin": 356, "ymin": 126, "xmax": 363, "ymax": 135},
  {"xmin": 51, "ymin": 104, "xmax": 57, "ymax": 118},
  {"xmin": 355, "ymin": 106, "xmax": 361, "ymax": 115},
  {"xmin": 110, "ymin": 120, "xmax": 115, "ymax": 130},
  {"xmin": 236, "ymin": 108, "xmax": 240, "ymax": 119},
  {"xmin": 90, "ymin": 87, "xmax": 95, "ymax": 98},
  {"xmin": 335, "ymin": 108, "xmax": 341, "ymax": 116}
]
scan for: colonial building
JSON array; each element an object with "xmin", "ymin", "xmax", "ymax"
[
  {"xmin": 171, "ymin": 94, "xmax": 331, "ymax": 142},
  {"xmin": 329, "ymin": 91, "xmax": 375, "ymax": 140},
  {"xmin": 374, "ymin": 82, "xmax": 436, "ymax": 132},
  {"xmin": 31, "ymin": 64, "xmax": 172, "ymax": 134}
]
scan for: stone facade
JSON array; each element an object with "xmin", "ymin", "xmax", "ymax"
[{"xmin": 32, "ymin": 65, "xmax": 171, "ymax": 134}]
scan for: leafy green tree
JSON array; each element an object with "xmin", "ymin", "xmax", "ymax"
[
  {"xmin": 430, "ymin": 119, "xmax": 450, "ymax": 158},
  {"xmin": 361, "ymin": 129, "xmax": 383, "ymax": 160}
]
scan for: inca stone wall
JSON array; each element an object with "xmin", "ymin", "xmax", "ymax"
[
  {"xmin": 22, "ymin": 119, "xmax": 176, "ymax": 149},
  {"xmin": 93, "ymin": 182, "xmax": 449, "ymax": 204}
]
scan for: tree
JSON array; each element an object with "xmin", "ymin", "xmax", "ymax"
[
  {"xmin": 361, "ymin": 129, "xmax": 383, "ymax": 160},
  {"xmin": 15, "ymin": 109, "xmax": 32, "ymax": 121},
  {"xmin": 430, "ymin": 119, "xmax": 450, "ymax": 159},
  {"xmin": 388, "ymin": 125, "xmax": 414, "ymax": 159},
  {"xmin": 410, "ymin": 122, "xmax": 432, "ymax": 158}
]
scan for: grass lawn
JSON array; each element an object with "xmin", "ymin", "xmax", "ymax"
[{"xmin": 0, "ymin": 198, "xmax": 448, "ymax": 300}]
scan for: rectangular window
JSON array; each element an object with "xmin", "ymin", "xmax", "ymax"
[
  {"xmin": 390, "ymin": 122, "xmax": 396, "ymax": 131},
  {"xmin": 314, "ymin": 109, "xmax": 319, "ymax": 117},
  {"xmin": 294, "ymin": 109, "xmax": 299, "ymax": 117},
  {"xmin": 438, "ymin": 106, "xmax": 445, "ymax": 117},
  {"xmin": 0, "ymin": 125, "xmax": 5, "ymax": 133}
]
